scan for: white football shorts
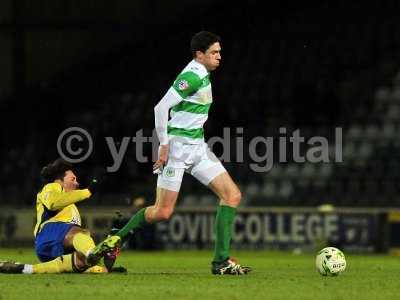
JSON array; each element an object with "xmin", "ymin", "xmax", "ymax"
[{"xmin": 157, "ymin": 140, "xmax": 226, "ymax": 192}]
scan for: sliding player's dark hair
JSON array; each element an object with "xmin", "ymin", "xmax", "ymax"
[
  {"xmin": 190, "ymin": 31, "xmax": 221, "ymax": 57},
  {"xmin": 40, "ymin": 158, "xmax": 74, "ymax": 183}
]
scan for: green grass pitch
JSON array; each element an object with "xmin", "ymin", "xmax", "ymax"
[{"xmin": 1, "ymin": 249, "xmax": 400, "ymax": 300}]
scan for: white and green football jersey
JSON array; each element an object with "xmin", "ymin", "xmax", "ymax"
[{"xmin": 168, "ymin": 59, "xmax": 212, "ymax": 144}]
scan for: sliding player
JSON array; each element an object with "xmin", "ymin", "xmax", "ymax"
[{"xmin": 0, "ymin": 158, "xmax": 120, "ymax": 274}]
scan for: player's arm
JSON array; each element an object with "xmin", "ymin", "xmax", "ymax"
[
  {"xmin": 40, "ymin": 183, "xmax": 91, "ymax": 211},
  {"xmin": 153, "ymin": 71, "xmax": 202, "ymax": 170},
  {"xmin": 154, "ymin": 71, "xmax": 202, "ymax": 144},
  {"xmin": 154, "ymin": 87, "xmax": 182, "ymax": 146},
  {"xmin": 153, "ymin": 88, "xmax": 181, "ymax": 171}
]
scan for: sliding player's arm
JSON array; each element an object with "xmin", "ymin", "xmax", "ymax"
[{"xmin": 40, "ymin": 183, "xmax": 91, "ymax": 211}]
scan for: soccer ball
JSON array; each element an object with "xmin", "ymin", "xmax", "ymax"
[{"xmin": 315, "ymin": 247, "xmax": 346, "ymax": 276}]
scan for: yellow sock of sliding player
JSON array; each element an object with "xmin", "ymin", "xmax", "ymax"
[
  {"xmin": 32, "ymin": 254, "xmax": 74, "ymax": 274},
  {"xmin": 72, "ymin": 232, "xmax": 96, "ymax": 257}
]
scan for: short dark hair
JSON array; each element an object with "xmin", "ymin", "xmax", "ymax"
[
  {"xmin": 190, "ymin": 31, "xmax": 221, "ymax": 57},
  {"xmin": 40, "ymin": 158, "xmax": 74, "ymax": 183}
]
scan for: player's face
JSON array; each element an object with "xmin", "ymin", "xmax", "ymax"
[
  {"xmin": 62, "ymin": 170, "xmax": 79, "ymax": 191},
  {"xmin": 200, "ymin": 42, "xmax": 221, "ymax": 71}
]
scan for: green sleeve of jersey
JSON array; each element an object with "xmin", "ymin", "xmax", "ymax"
[{"xmin": 172, "ymin": 71, "xmax": 202, "ymax": 99}]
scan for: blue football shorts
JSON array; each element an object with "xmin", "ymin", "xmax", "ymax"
[{"xmin": 35, "ymin": 222, "xmax": 75, "ymax": 262}]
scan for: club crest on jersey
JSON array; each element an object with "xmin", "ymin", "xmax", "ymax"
[
  {"xmin": 178, "ymin": 80, "xmax": 189, "ymax": 90},
  {"xmin": 71, "ymin": 215, "xmax": 81, "ymax": 226}
]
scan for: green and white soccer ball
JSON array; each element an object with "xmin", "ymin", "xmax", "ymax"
[{"xmin": 315, "ymin": 247, "xmax": 346, "ymax": 276}]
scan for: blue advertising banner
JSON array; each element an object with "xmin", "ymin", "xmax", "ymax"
[
  {"xmin": 0, "ymin": 207, "xmax": 386, "ymax": 252},
  {"xmin": 156, "ymin": 211, "xmax": 380, "ymax": 252}
]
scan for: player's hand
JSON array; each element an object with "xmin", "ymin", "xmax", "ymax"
[
  {"xmin": 87, "ymin": 178, "xmax": 99, "ymax": 195},
  {"xmin": 153, "ymin": 144, "xmax": 169, "ymax": 173}
]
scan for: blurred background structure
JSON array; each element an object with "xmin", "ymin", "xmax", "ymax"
[{"xmin": 1, "ymin": 0, "xmax": 400, "ymax": 251}]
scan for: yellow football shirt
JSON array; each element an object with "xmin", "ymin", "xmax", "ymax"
[{"xmin": 34, "ymin": 182, "xmax": 91, "ymax": 237}]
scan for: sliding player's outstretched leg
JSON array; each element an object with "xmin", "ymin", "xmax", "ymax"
[
  {"xmin": 62, "ymin": 226, "xmax": 121, "ymax": 268},
  {"xmin": 0, "ymin": 253, "xmax": 114, "ymax": 274},
  {"xmin": 0, "ymin": 252, "xmax": 87, "ymax": 274},
  {"xmin": 87, "ymin": 235, "xmax": 121, "ymax": 266}
]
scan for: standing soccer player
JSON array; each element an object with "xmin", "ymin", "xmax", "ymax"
[{"xmin": 115, "ymin": 31, "xmax": 251, "ymax": 275}]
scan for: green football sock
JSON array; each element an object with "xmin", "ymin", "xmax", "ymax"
[
  {"xmin": 115, "ymin": 208, "xmax": 147, "ymax": 239},
  {"xmin": 213, "ymin": 205, "xmax": 237, "ymax": 263}
]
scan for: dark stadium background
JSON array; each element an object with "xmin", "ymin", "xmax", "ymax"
[{"xmin": 1, "ymin": 0, "xmax": 400, "ymax": 252}]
